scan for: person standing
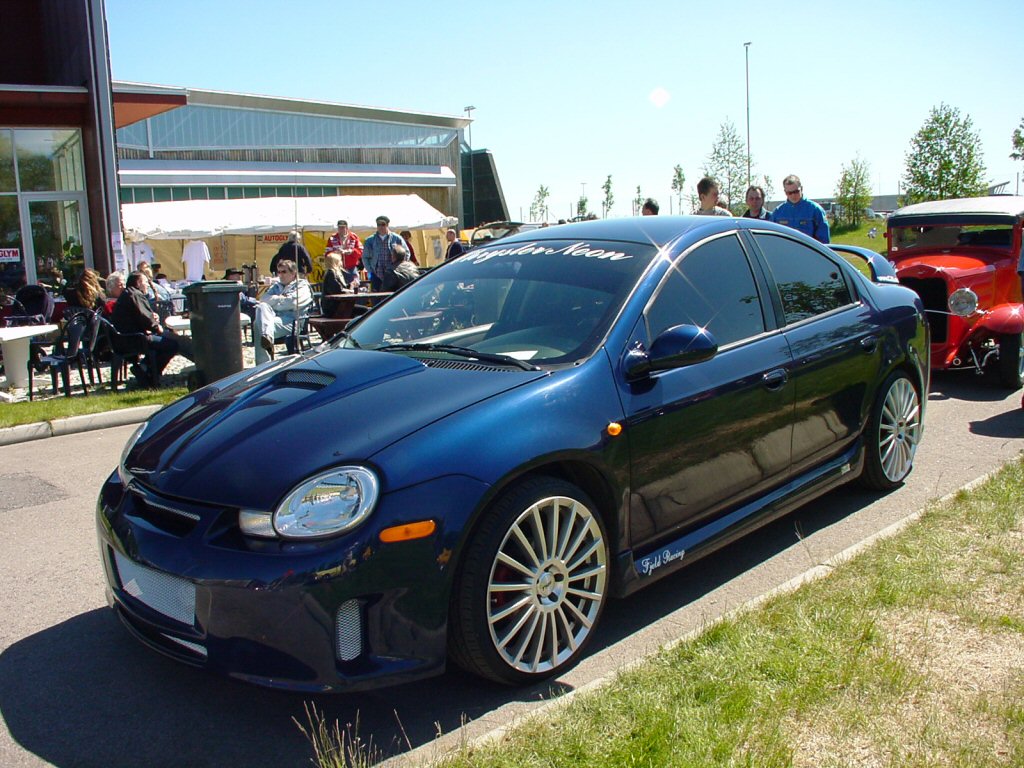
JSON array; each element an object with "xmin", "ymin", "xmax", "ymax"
[
  {"xmin": 362, "ymin": 215, "xmax": 406, "ymax": 291},
  {"xmin": 269, "ymin": 231, "xmax": 313, "ymax": 276},
  {"xmin": 641, "ymin": 198, "xmax": 659, "ymax": 216},
  {"xmin": 742, "ymin": 185, "xmax": 769, "ymax": 220},
  {"xmin": 399, "ymin": 229, "xmax": 420, "ymax": 265},
  {"xmin": 694, "ymin": 177, "xmax": 732, "ymax": 216},
  {"xmin": 771, "ymin": 174, "xmax": 830, "ymax": 243},
  {"xmin": 324, "ymin": 220, "xmax": 363, "ymax": 289},
  {"xmin": 181, "ymin": 240, "xmax": 211, "ymax": 282},
  {"xmin": 444, "ymin": 228, "xmax": 465, "ymax": 261}
]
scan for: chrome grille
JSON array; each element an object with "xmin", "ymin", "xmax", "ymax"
[
  {"xmin": 335, "ymin": 600, "xmax": 363, "ymax": 661},
  {"xmin": 113, "ymin": 550, "xmax": 196, "ymax": 625}
]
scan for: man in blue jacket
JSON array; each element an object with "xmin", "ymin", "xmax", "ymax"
[{"xmin": 771, "ymin": 174, "xmax": 830, "ymax": 243}]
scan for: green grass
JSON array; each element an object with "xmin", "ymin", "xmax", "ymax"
[
  {"xmin": 831, "ymin": 220, "xmax": 889, "ymax": 252},
  {"xmin": 348, "ymin": 458, "xmax": 1024, "ymax": 768},
  {"xmin": 0, "ymin": 387, "xmax": 186, "ymax": 428}
]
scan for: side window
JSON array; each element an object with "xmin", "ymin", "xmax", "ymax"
[
  {"xmin": 646, "ymin": 235, "xmax": 765, "ymax": 347},
  {"xmin": 755, "ymin": 234, "xmax": 853, "ymax": 324}
]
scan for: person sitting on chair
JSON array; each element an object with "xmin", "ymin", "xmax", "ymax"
[
  {"xmin": 254, "ymin": 259, "xmax": 313, "ymax": 364},
  {"xmin": 383, "ymin": 244, "xmax": 419, "ymax": 291},
  {"xmin": 111, "ymin": 271, "xmax": 192, "ymax": 386}
]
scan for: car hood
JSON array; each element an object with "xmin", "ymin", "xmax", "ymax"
[
  {"xmin": 893, "ymin": 252, "xmax": 996, "ymax": 282},
  {"xmin": 126, "ymin": 348, "xmax": 547, "ymax": 508}
]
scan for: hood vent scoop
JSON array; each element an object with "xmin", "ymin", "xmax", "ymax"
[{"xmin": 278, "ymin": 369, "xmax": 336, "ymax": 388}]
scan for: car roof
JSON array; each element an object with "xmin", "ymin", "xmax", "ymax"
[
  {"xmin": 494, "ymin": 215, "xmax": 795, "ymax": 250},
  {"xmin": 889, "ymin": 196, "xmax": 1024, "ymax": 221}
]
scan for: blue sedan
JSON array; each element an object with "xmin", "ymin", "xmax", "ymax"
[{"xmin": 97, "ymin": 216, "xmax": 928, "ymax": 691}]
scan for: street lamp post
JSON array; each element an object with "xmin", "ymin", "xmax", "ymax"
[
  {"xmin": 463, "ymin": 105, "xmax": 475, "ymax": 148},
  {"xmin": 744, "ymin": 42, "xmax": 752, "ymax": 187}
]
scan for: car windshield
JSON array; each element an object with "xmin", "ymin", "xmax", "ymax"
[
  {"xmin": 470, "ymin": 222, "xmax": 538, "ymax": 246},
  {"xmin": 342, "ymin": 238, "xmax": 657, "ymax": 365},
  {"xmin": 891, "ymin": 223, "xmax": 1014, "ymax": 253}
]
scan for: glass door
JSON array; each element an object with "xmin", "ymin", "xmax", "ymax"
[{"xmin": 20, "ymin": 194, "xmax": 91, "ymax": 288}]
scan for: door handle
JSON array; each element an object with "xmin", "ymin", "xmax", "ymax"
[
  {"xmin": 860, "ymin": 335, "xmax": 879, "ymax": 353},
  {"xmin": 762, "ymin": 368, "xmax": 788, "ymax": 390}
]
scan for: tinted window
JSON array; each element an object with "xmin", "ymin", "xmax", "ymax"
[
  {"xmin": 755, "ymin": 234, "xmax": 853, "ymax": 324},
  {"xmin": 646, "ymin": 234, "xmax": 764, "ymax": 346}
]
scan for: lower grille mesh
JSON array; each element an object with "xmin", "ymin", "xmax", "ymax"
[
  {"xmin": 335, "ymin": 600, "xmax": 363, "ymax": 661},
  {"xmin": 113, "ymin": 550, "xmax": 196, "ymax": 625}
]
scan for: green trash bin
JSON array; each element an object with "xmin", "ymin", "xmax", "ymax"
[{"xmin": 183, "ymin": 281, "xmax": 243, "ymax": 387}]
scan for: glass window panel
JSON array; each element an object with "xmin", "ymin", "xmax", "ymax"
[
  {"xmin": 646, "ymin": 235, "xmax": 765, "ymax": 347},
  {"xmin": 227, "ymin": 187, "xmax": 244, "ymax": 199},
  {"xmin": 171, "ymin": 187, "xmax": 190, "ymax": 201},
  {"xmin": 188, "ymin": 187, "xmax": 209, "ymax": 200},
  {"xmin": 207, "ymin": 187, "xmax": 225, "ymax": 199},
  {"xmin": 0, "ymin": 130, "xmax": 16, "ymax": 192},
  {"xmin": 120, "ymin": 187, "xmax": 134, "ymax": 204},
  {"xmin": 0, "ymin": 196, "xmax": 25, "ymax": 294},
  {"xmin": 133, "ymin": 187, "xmax": 154, "ymax": 203},
  {"xmin": 755, "ymin": 234, "xmax": 853, "ymax": 324},
  {"xmin": 29, "ymin": 199, "xmax": 83, "ymax": 288},
  {"xmin": 152, "ymin": 187, "xmax": 172, "ymax": 202},
  {"xmin": 14, "ymin": 129, "xmax": 85, "ymax": 192},
  {"xmin": 242, "ymin": 187, "xmax": 261, "ymax": 198}
]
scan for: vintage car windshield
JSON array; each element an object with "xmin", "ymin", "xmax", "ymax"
[
  {"xmin": 343, "ymin": 239, "xmax": 658, "ymax": 365},
  {"xmin": 891, "ymin": 223, "xmax": 1014, "ymax": 253}
]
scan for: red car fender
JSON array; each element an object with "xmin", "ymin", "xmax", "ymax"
[{"xmin": 974, "ymin": 303, "xmax": 1024, "ymax": 336}]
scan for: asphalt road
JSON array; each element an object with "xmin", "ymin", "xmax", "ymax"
[{"xmin": 1, "ymin": 371, "xmax": 1022, "ymax": 768}]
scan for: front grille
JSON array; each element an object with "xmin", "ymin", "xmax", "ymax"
[
  {"xmin": 113, "ymin": 549, "xmax": 196, "ymax": 625},
  {"xmin": 128, "ymin": 487, "xmax": 202, "ymax": 537},
  {"xmin": 335, "ymin": 600, "xmax": 363, "ymax": 661},
  {"xmin": 900, "ymin": 277, "xmax": 948, "ymax": 343}
]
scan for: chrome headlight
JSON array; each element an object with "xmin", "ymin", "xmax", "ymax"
[
  {"xmin": 262, "ymin": 467, "xmax": 380, "ymax": 540},
  {"xmin": 117, "ymin": 422, "xmax": 148, "ymax": 485},
  {"xmin": 948, "ymin": 288, "xmax": 979, "ymax": 317}
]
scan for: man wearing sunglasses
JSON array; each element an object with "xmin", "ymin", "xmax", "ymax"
[
  {"xmin": 771, "ymin": 174, "xmax": 830, "ymax": 243},
  {"xmin": 253, "ymin": 259, "xmax": 313, "ymax": 364}
]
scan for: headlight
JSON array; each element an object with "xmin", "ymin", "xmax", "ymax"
[
  {"xmin": 117, "ymin": 422, "xmax": 148, "ymax": 485},
  {"xmin": 265, "ymin": 467, "xmax": 380, "ymax": 539},
  {"xmin": 948, "ymin": 288, "xmax": 979, "ymax": 317}
]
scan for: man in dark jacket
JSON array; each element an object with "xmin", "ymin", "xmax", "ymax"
[
  {"xmin": 444, "ymin": 228, "xmax": 465, "ymax": 260},
  {"xmin": 111, "ymin": 271, "xmax": 191, "ymax": 385},
  {"xmin": 269, "ymin": 231, "xmax": 313, "ymax": 275}
]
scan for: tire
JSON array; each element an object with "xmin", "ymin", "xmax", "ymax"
[
  {"xmin": 860, "ymin": 371, "xmax": 922, "ymax": 491},
  {"xmin": 448, "ymin": 477, "xmax": 609, "ymax": 685},
  {"xmin": 996, "ymin": 333, "xmax": 1023, "ymax": 389}
]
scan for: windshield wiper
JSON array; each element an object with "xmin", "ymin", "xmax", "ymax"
[{"xmin": 382, "ymin": 342, "xmax": 538, "ymax": 371}]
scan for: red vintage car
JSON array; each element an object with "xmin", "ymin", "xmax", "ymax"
[{"xmin": 886, "ymin": 196, "xmax": 1024, "ymax": 388}]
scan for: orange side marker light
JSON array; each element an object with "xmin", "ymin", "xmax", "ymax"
[
  {"xmin": 607, "ymin": 422, "xmax": 623, "ymax": 437},
  {"xmin": 379, "ymin": 520, "xmax": 437, "ymax": 543}
]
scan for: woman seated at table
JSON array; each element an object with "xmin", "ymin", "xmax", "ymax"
[{"xmin": 320, "ymin": 252, "xmax": 351, "ymax": 318}]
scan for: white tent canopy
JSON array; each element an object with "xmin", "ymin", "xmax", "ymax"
[{"xmin": 122, "ymin": 194, "xmax": 458, "ymax": 240}]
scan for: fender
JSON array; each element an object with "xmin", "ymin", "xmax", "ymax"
[{"xmin": 975, "ymin": 303, "xmax": 1024, "ymax": 336}]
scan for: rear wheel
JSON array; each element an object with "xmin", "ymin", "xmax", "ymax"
[
  {"xmin": 996, "ymin": 333, "xmax": 1023, "ymax": 389},
  {"xmin": 449, "ymin": 477, "xmax": 609, "ymax": 685},
  {"xmin": 860, "ymin": 371, "xmax": 921, "ymax": 491}
]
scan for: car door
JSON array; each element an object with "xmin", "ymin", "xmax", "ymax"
[
  {"xmin": 620, "ymin": 233, "xmax": 795, "ymax": 550},
  {"xmin": 750, "ymin": 232, "xmax": 885, "ymax": 476}
]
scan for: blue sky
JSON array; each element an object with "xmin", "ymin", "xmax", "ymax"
[{"xmin": 105, "ymin": 0, "xmax": 1022, "ymax": 218}]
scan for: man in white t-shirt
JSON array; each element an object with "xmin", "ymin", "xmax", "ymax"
[{"xmin": 181, "ymin": 240, "xmax": 210, "ymax": 282}]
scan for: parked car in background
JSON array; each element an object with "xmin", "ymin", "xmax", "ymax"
[
  {"xmin": 864, "ymin": 208, "xmax": 885, "ymax": 220},
  {"xmin": 886, "ymin": 196, "xmax": 1024, "ymax": 388},
  {"xmin": 98, "ymin": 216, "xmax": 928, "ymax": 692},
  {"xmin": 468, "ymin": 220, "xmax": 543, "ymax": 249}
]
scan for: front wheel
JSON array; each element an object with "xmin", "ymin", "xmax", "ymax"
[
  {"xmin": 860, "ymin": 371, "xmax": 922, "ymax": 491},
  {"xmin": 996, "ymin": 333, "xmax": 1023, "ymax": 389},
  {"xmin": 448, "ymin": 477, "xmax": 609, "ymax": 685}
]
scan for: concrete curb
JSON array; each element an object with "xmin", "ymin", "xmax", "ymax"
[
  {"xmin": 0, "ymin": 404, "xmax": 161, "ymax": 447},
  {"xmin": 384, "ymin": 466, "xmax": 1007, "ymax": 768}
]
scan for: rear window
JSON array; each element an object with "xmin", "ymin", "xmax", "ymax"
[{"xmin": 891, "ymin": 224, "xmax": 1013, "ymax": 253}]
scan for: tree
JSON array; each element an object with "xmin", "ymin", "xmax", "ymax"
[
  {"xmin": 1012, "ymin": 116, "xmax": 1024, "ymax": 165},
  {"xmin": 834, "ymin": 156, "xmax": 873, "ymax": 228},
  {"xmin": 633, "ymin": 185, "xmax": 644, "ymax": 216},
  {"xmin": 529, "ymin": 185, "xmax": 550, "ymax": 222},
  {"xmin": 702, "ymin": 120, "xmax": 747, "ymax": 215},
  {"xmin": 901, "ymin": 103, "xmax": 988, "ymax": 204},
  {"xmin": 670, "ymin": 165, "xmax": 686, "ymax": 216},
  {"xmin": 601, "ymin": 175, "xmax": 614, "ymax": 218},
  {"xmin": 576, "ymin": 195, "xmax": 589, "ymax": 218}
]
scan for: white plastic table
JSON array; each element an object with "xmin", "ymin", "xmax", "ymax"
[
  {"xmin": 164, "ymin": 314, "xmax": 250, "ymax": 334},
  {"xmin": 0, "ymin": 324, "xmax": 58, "ymax": 389}
]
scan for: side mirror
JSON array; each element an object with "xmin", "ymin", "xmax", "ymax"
[{"xmin": 625, "ymin": 324, "xmax": 718, "ymax": 381}]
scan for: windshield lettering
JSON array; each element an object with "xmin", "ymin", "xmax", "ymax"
[{"xmin": 467, "ymin": 241, "xmax": 633, "ymax": 265}]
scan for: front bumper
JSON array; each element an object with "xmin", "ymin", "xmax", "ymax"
[{"xmin": 96, "ymin": 471, "xmax": 487, "ymax": 692}]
